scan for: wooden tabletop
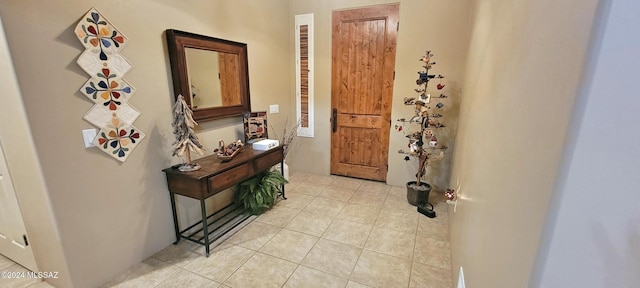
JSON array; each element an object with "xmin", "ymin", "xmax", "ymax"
[{"xmin": 163, "ymin": 146, "xmax": 282, "ymax": 180}]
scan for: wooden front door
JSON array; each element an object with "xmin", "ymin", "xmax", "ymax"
[{"xmin": 330, "ymin": 4, "xmax": 399, "ymax": 181}]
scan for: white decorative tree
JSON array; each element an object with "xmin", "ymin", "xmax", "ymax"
[{"xmin": 172, "ymin": 94, "xmax": 205, "ymax": 171}]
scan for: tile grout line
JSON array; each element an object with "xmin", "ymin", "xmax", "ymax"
[
  {"xmin": 233, "ymin": 225, "xmax": 280, "ymax": 252},
  {"xmin": 218, "ymin": 244, "xmax": 260, "ymax": 286},
  {"xmin": 409, "ymin": 220, "xmax": 421, "ymax": 288},
  {"xmin": 314, "ymin": 180, "xmax": 365, "ymax": 281},
  {"xmin": 154, "ymin": 252, "xmax": 222, "ymax": 285},
  {"xmin": 317, "ymin": 185, "xmax": 342, "ymax": 240},
  {"xmin": 231, "ymin": 250, "xmax": 302, "ymax": 287},
  {"xmin": 257, "ymin": 184, "xmax": 328, "ymax": 286},
  {"xmin": 289, "ymin": 264, "xmax": 352, "ymax": 288},
  {"xmin": 279, "ymin": 265, "xmax": 299, "ymax": 288},
  {"xmin": 277, "ymin": 234, "xmax": 323, "ymax": 288},
  {"xmin": 346, "ymin": 189, "xmax": 387, "ymax": 284},
  {"xmin": 149, "ymin": 265, "xmax": 184, "ymax": 288}
]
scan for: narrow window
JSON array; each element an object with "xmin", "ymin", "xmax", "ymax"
[{"xmin": 295, "ymin": 14, "xmax": 314, "ymax": 137}]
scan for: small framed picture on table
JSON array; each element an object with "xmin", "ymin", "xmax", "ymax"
[{"xmin": 243, "ymin": 111, "xmax": 268, "ymax": 143}]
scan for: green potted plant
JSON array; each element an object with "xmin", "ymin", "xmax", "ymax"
[
  {"xmin": 237, "ymin": 170, "xmax": 288, "ymax": 214},
  {"xmin": 396, "ymin": 50, "xmax": 449, "ymax": 206}
]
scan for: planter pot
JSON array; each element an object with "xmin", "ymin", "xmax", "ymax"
[
  {"xmin": 406, "ymin": 181, "xmax": 432, "ymax": 206},
  {"xmin": 272, "ymin": 162, "xmax": 289, "ymax": 181}
]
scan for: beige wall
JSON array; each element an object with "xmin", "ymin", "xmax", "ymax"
[
  {"xmin": 0, "ymin": 15, "xmax": 72, "ymax": 287},
  {"xmin": 0, "ymin": 0, "xmax": 290, "ymax": 287},
  {"xmin": 448, "ymin": 0, "xmax": 598, "ymax": 287},
  {"xmin": 287, "ymin": 0, "xmax": 473, "ymax": 189},
  {"xmin": 532, "ymin": 1, "xmax": 640, "ymax": 286}
]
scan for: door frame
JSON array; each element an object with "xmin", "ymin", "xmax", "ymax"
[{"xmin": 0, "ymin": 140, "xmax": 38, "ymax": 272}]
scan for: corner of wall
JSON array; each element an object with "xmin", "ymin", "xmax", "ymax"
[{"xmin": 0, "ymin": 14, "xmax": 73, "ymax": 287}]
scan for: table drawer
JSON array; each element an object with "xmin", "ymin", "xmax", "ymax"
[
  {"xmin": 208, "ymin": 163, "xmax": 253, "ymax": 194},
  {"xmin": 166, "ymin": 173, "xmax": 208, "ymax": 199},
  {"xmin": 254, "ymin": 149, "xmax": 283, "ymax": 172}
]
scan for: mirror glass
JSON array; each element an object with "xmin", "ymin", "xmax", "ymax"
[
  {"xmin": 166, "ymin": 29, "xmax": 251, "ymax": 122},
  {"xmin": 185, "ymin": 48, "xmax": 242, "ymax": 110}
]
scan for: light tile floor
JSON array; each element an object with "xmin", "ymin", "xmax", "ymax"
[
  {"xmin": 0, "ymin": 255, "xmax": 54, "ymax": 288},
  {"xmin": 1, "ymin": 173, "xmax": 453, "ymax": 288}
]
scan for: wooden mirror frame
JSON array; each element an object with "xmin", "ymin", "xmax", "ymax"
[{"xmin": 166, "ymin": 29, "xmax": 251, "ymax": 121}]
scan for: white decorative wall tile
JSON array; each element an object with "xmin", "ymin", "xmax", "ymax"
[
  {"xmin": 75, "ymin": 8, "xmax": 143, "ymax": 162},
  {"xmin": 80, "ymin": 70, "xmax": 135, "ymax": 109},
  {"xmin": 92, "ymin": 115, "xmax": 145, "ymax": 162},
  {"xmin": 74, "ymin": 8, "xmax": 128, "ymax": 60},
  {"xmin": 83, "ymin": 104, "xmax": 140, "ymax": 128},
  {"xmin": 77, "ymin": 50, "xmax": 132, "ymax": 77}
]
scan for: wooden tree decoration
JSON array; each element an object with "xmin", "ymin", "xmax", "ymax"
[
  {"xmin": 396, "ymin": 50, "xmax": 449, "ymax": 189},
  {"xmin": 172, "ymin": 94, "xmax": 205, "ymax": 171}
]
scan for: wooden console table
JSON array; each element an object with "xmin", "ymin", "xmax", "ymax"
[{"xmin": 163, "ymin": 146, "xmax": 285, "ymax": 256}]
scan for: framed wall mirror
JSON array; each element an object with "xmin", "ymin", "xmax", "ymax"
[{"xmin": 166, "ymin": 29, "xmax": 251, "ymax": 121}]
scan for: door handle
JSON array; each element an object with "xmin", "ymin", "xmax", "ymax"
[{"xmin": 332, "ymin": 108, "xmax": 337, "ymax": 133}]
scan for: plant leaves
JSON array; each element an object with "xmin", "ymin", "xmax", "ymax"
[
  {"xmin": 237, "ymin": 170, "xmax": 288, "ymax": 214},
  {"xmin": 256, "ymin": 193, "xmax": 263, "ymax": 206}
]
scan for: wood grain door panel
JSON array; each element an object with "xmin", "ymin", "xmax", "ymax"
[
  {"xmin": 218, "ymin": 53, "xmax": 241, "ymax": 106},
  {"xmin": 331, "ymin": 4, "xmax": 398, "ymax": 181}
]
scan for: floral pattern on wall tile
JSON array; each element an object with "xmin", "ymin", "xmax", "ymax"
[
  {"xmin": 74, "ymin": 8, "xmax": 127, "ymax": 60},
  {"xmin": 75, "ymin": 7, "xmax": 143, "ymax": 162},
  {"xmin": 80, "ymin": 68, "xmax": 135, "ymax": 110},
  {"xmin": 93, "ymin": 114, "xmax": 145, "ymax": 162}
]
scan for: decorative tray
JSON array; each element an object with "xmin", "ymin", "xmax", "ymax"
[
  {"xmin": 214, "ymin": 139, "xmax": 245, "ymax": 162},
  {"xmin": 216, "ymin": 147, "xmax": 242, "ymax": 162}
]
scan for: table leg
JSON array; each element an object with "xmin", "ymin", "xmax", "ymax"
[
  {"xmin": 169, "ymin": 192, "xmax": 180, "ymax": 244},
  {"xmin": 280, "ymin": 159, "xmax": 287, "ymax": 200},
  {"xmin": 201, "ymin": 199, "xmax": 210, "ymax": 257}
]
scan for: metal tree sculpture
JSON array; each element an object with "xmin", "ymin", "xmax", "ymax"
[{"xmin": 396, "ymin": 51, "xmax": 449, "ymax": 186}]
